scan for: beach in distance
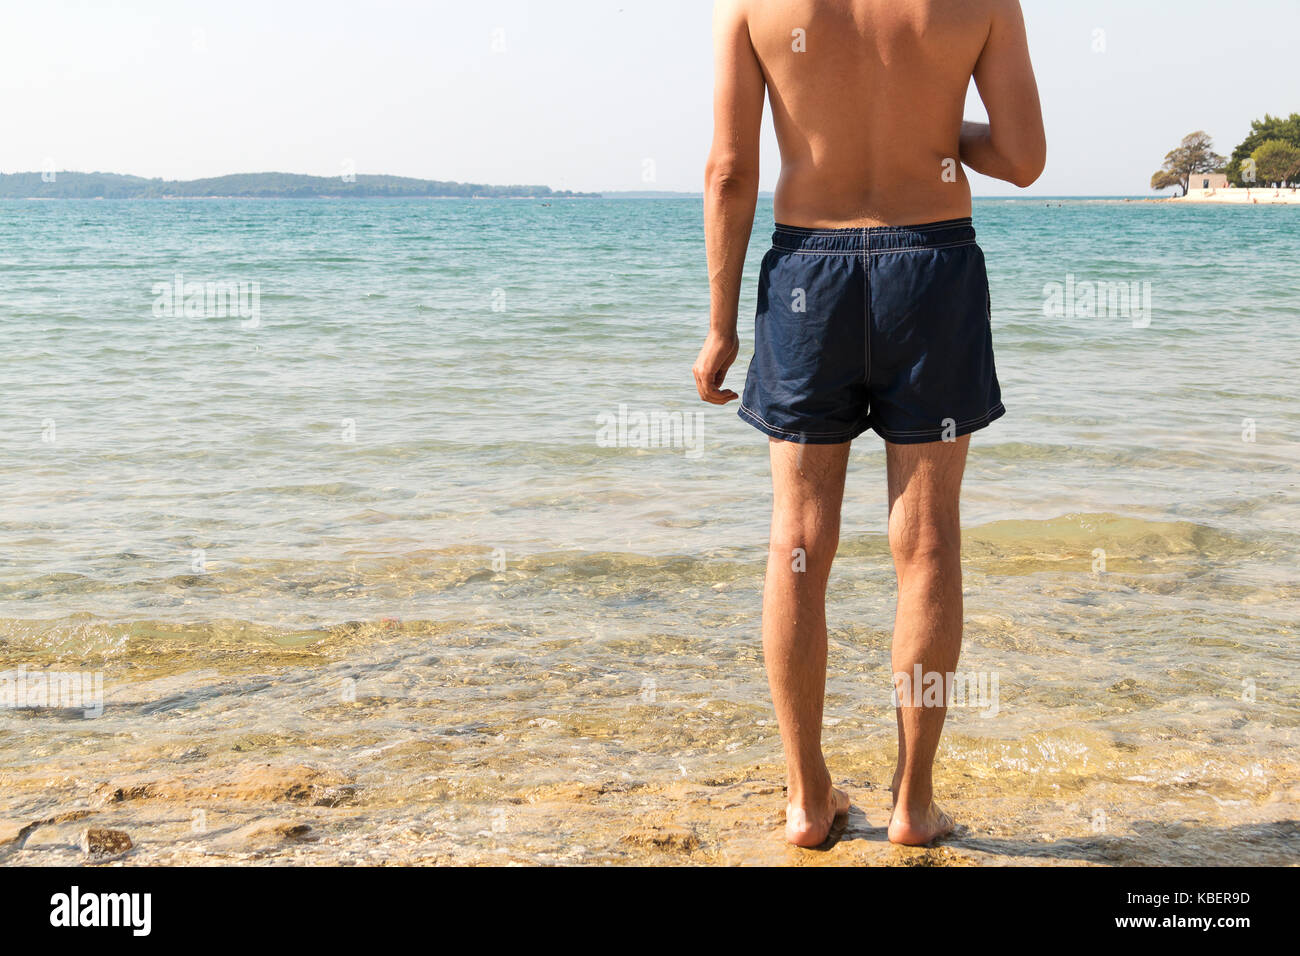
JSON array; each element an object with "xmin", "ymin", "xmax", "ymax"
[
  {"xmin": 0, "ymin": 196, "xmax": 1297, "ymax": 865},
  {"xmin": 1171, "ymin": 189, "xmax": 1300, "ymax": 204}
]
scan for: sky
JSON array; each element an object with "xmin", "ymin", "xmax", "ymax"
[{"xmin": 2, "ymin": 0, "xmax": 1296, "ymax": 195}]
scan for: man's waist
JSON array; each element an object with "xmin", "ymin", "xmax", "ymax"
[{"xmin": 770, "ymin": 218, "xmax": 977, "ymax": 255}]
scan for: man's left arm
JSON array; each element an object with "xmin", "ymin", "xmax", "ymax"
[{"xmin": 693, "ymin": 0, "xmax": 764, "ymax": 406}]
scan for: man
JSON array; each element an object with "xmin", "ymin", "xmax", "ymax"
[{"xmin": 693, "ymin": 0, "xmax": 1045, "ymax": 847}]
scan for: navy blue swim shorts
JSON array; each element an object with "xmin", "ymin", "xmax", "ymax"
[{"xmin": 737, "ymin": 218, "xmax": 1005, "ymax": 445}]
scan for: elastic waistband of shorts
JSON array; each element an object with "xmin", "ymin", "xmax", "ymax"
[{"xmin": 771, "ymin": 217, "xmax": 976, "ymax": 254}]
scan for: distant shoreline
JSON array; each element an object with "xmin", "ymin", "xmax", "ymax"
[
  {"xmin": 9, "ymin": 186, "xmax": 1298, "ymax": 204},
  {"xmin": 0, "ymin": 170, "xmax": 600, "ymax": 200},
  {"xmin": 14, "ymin": 194, "xmax": 598, "ymax": 201}
]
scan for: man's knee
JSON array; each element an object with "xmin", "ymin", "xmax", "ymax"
[
  {"xmin": 770, "ymin": 515, "xmax": 839, "ymax": 575},
  {"xmin": 888, "ymin": 513, "xmax": 959, "ymax": 572}
]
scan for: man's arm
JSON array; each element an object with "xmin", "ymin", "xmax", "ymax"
[
  {"xmin": 961, "ymin": 0, "xmax": 1046, "ymax": 188},
  {"xmin": 693, "ymin": 0, "xmax": 763, "ymax": 406}
]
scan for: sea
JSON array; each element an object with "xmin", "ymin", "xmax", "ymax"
[{"xmin": 0, "ymin": 196, "xmax": 1296, "ymax": 864}]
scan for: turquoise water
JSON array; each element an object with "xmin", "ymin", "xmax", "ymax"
[
  {"xmin": 1, "ymin": 198, "xmax": 1297, "ymax": 861},
  {"xmin": 3, "ymin": 198, "xmax": 1297, "ymax": 613}
]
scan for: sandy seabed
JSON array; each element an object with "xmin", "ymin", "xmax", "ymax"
[{"xmin": 3, "ymin": 753, "xmax": 1296, "ymax": 867}]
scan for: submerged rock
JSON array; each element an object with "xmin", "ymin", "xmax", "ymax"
[
  {"xmin": 213, "ymin": 819, "xmax": 313, "ymax": 851},
  {"xmin": 89, "ymin": 762, "xmax": 355, "ymax": 808},
  {"xmin": 620, "ymin": 823, "xmax": 699, "ymax": 852},
  {"xmin": 0, "ymin": 819, "xmax": 31, "ymax": 847},
  {"xmin": 80, "ymin": 827, "xmax": 133, "ymax": 858}
]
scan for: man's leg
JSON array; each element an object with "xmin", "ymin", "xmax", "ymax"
[
  {"xmin": 763, "ymin": 438, "xmax": 852, "ymax": 846},
  {"xmin": 885, "ymin": 434, "xmax": 969, "ymax": 845}
]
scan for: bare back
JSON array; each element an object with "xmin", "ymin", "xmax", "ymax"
[{"xmin": 746, "ymin": 0, "xmax": 993, "ymax": 227}]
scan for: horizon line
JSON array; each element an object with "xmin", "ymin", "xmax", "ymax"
[{"xmin": 0, "ymin": 170, "xmax": 1171, "ymax": 199}]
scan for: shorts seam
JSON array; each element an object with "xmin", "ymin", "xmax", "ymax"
[
  {"xmin": 871, "ymin": 403, "xmax": 1006, "ymax": 439},
  {"xmin": 774, "ymin": 217, "xmax": 973, "ymax": 236},
  {"xmin": 862, "ymin": 244, "xmax": 872, "ymax": 387},
  {"xmin": 770, "ymin": 238, "xmax": 976, "ymax": 256},
  {"xmin": 737, "ymin": 403, "xmax": 863, "ymax": 442}
]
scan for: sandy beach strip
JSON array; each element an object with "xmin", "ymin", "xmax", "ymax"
[{"xmin": 1171, "ymin": 188, "xmax": 1300, "ymax": 204}]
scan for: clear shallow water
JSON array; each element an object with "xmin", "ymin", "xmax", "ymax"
[{"xmin": 0, "ymin": 198, "xmax": 1296, "ymax": 863}]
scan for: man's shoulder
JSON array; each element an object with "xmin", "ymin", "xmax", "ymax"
[
  {"xmin": 714, "ymin": 0, "xmax": 750, "ymax": 29},
  {"xmin": 980, "ymin": 0, "xmax": 1022, "ymax": 24},
  {"xmin": 931, "ymin": 0, "xmax": 1008, "ymax": 26},
  {"xmin": 923, "ymin": 0, "xmax": 1007, "ymax": 40},
  {"xmin": 725, "ymin": 0, "xmax": 1011, "ymax": 23}
]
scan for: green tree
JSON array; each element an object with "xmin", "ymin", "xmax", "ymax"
[
  {"xmin": 1250, "ymin": 139, "xmax": 1300, "ymax": 186},
  {"xmin": 1149, "ymin": 169, "xmax": 1184, "ymax": 195},
  {"xmin": 1224, "ymin": 113, "xmax": 1300, "ymax": 185},
  {"xmin": 1150, "ymin": 131, "xmax": 1226, "ymax": 195}
]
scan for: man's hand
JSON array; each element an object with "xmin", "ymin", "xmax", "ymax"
[{"xmin": 693, "ymin": 330, "xmax": 740, "ymax": 404}]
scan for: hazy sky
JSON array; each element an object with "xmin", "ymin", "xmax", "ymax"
[{"xmin": 2, "ymin": 0, "xmax": 1295, "ymax": 195}]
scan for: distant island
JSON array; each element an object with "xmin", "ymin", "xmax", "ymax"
[
  {"xmin": 601, "ymin": 190, "xmax": 778, "ymax": 199},
  {"xmin": 0, "ymin": 171, "xmax": 600, "ymax": 199}
]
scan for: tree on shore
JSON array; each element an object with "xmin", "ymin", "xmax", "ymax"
[
  {"xmin": 1149, "ymin": 169, "xmax": 1184, "ymax": 194},
  {"xmin": 1251, "ymin": 139, "xmax": 1300, "ymax": 187},
  {"xmin": 1224, "ymin": 113, "xmax": 1300, "ymax": 185},
  {"xmin": 1150, "ymin": 131, "xmax": 1226, "ymax": 195}
]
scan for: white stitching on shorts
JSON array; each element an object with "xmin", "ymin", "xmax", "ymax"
[
  {"xmin": 873, "ymin": 403, "xmax": 1005, "ymax": 438},
  {"xmin": 770, "ymin": 238, "xmax": 976, "ymax": 256},
  {"xmin": 738, "ymin": 403, "xmax": 861, "ymax": 441}
]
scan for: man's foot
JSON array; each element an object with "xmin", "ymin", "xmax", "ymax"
[
  {"xmin": 785, "ymin": 786, "xmax": 850, "ymax": 847},
  {"xmin": 888, "ymin": 801, "xmax": 955, "ymax": 846}
]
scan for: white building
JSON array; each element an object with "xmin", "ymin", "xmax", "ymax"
[{"xmin": 1184, "ymin": 172, "xmax": 1229, "ymax": 196}]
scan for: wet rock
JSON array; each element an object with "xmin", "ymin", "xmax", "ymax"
[
  {"xmin": 213, "ymin": 819, "xmax": 313, "ymax": 851},
  {"xmin": 893, "ymin": 847, "xmax": 976, "ymax": 867},
  {"xmin": 313, "ymin": 785, "xmax": 360, "ymax": 808},
  {"xmin": 0, "ymin": 819, "xmax": 33, "ymax": 846},
  {"xmin": 1, "ymin": 809, "xmax": 94, "ymax": 849},
  {"xmin": 49, "ymin": 808, "xmax": 94, "ymax": 824},
  {"xmin": 522, "ymin": 780, "xmax": 635, "ymax": 804},
  {"xmin": 91, "ymin": 779, "xmax": 157, "ymax": 808},
  {"xmin": 90, "ymin": 762, "xmax": 355, "ymax": 808},
  {"xmin": 620, "ymin": 823, "xmax": 699, "ymax": 852},
  {"xmin": 214, "ymin": 764, "xmax": 351, "ymax": 804},
  {"xmin": 80, "ymin": 827, "xmax": 133, "ymax": 858}
]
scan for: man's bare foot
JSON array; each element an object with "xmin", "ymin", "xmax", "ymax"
[
  {"xmin": 785, "ymin": 786, "xmax": 850, "ymax": 847},
  {"xmin": 888, "ymin": 801, "xmax": 955, "ymax": 846}
]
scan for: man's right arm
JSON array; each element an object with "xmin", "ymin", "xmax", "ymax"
[
  {"xmin": 694, "ymin": 0, "xmax": 763, "ymax": 406},
  {"xmin": 961, "ymin": 0, "xmax": 1046, "ymax": 188}
]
